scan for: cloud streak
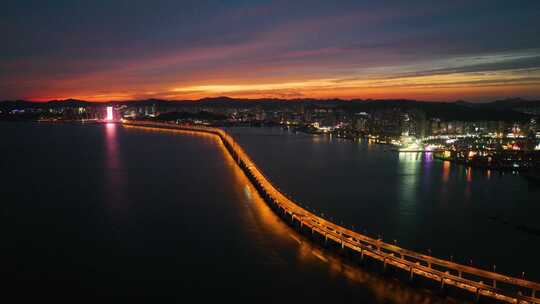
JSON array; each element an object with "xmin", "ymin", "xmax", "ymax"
[{"xmin": 1, "ymin": 0, "xmax": 539, "ymax": 101}]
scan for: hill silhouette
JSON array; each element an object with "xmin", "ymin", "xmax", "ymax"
[{"xmin": 1, "ymin": 97, "xmax": 539, "ymax": 122}]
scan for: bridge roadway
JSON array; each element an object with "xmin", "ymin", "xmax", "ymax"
[{"xmin": 123, "ymin": 120, "xmax": 540, "ymax": 304}]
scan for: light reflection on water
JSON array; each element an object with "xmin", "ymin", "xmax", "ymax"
[
  {"xmin": 123, "ymin": 124, "xmax": 448, "ymax": 304},
  {"xmin": 398, "ymin": 152, "xmax": 420, "ymax": 207},
  {"xmin": 442, "ymin": 161, "xmax": 450, "ymax": 184},
  {"xmin": 105, "ymin": 123, "xmax": 118, "ymax": 169},
  {"xmin": 104, "ymin": 123, "xmax": 127, "ymax": 213}
]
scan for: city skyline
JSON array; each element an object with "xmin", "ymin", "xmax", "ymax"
[{"xmin": 2, "ymin": 1, "xmax": 540, "ymax": 102}]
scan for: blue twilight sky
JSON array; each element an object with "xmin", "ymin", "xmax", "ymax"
[{"xmin": 1, "ymin": 0, "xmax": 540, "ymax": 101}]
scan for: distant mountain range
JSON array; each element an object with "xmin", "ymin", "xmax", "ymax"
[
  {"xmin": 2, "ymin": 96, "xmax": 539, "ymax": 107},
  {"xmin": 1, "ymin": 97, "xmax": 539, "ymax": 122}
]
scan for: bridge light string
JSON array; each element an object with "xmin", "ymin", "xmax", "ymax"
[
  {"xmin": 122, "ymin": 121, "xmax": 540, "ymax": 301},
  {"xmin": 221, "ymin": 123, "xmax": 538, "ymax": 289}
]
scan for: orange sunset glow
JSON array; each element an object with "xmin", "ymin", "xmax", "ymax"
[{"xmin": 1, "ymin": 1, "xmax": 539, "ymax": 102}]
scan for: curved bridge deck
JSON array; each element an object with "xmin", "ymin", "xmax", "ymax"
[{"xmin": 123, "ymin": 121, "xmax": 540, "ymax": 304}]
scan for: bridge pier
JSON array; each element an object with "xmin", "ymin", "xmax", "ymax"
[
  {"xmin": 492, "ymin": 280, "xmax": 496, "ymax": 289},
  {"xmin": 533, "ymin": 289, "xmax": 537, "ymax": 298},
  {"xmin": 475, "ymin": 288, "xmax": 481, "ymax": 303},
  {"xmin": 409, "ymin": 267, "xmax": 414, "ymax": 281},
  {"xmin": 360, "ymin": 248, "xmax": 364, "ymax": 261}
]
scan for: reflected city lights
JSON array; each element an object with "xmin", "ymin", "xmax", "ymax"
[
  {"xmin": 442, "ymin": 161, "xmax": 450, "ymax": 184},
  {"xmin": 105, "ymin": 123, "xmax": 118, "ymax": 169},
  {"xmin": 104, "ymin": 123, "xmax": 127, "ymax": 212}
]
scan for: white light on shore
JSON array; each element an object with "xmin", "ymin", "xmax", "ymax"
[{"xmin": 106, "ymin": 106, "xmax": 113, "ymax": 121}]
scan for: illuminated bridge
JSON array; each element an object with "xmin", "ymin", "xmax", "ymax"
[{"xmin": 123, "ymin": 120, "xmax": 540, "ymax": 304}]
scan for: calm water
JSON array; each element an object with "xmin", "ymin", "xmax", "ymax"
[
  {"xmin": 1, "ymin": 123, "xmax": 538, "ymax": 302},
  {"xmin": 227, "ymin": 127, "xmax": 540, "ymax": 282},
  {"xmin": 1, "ymin": 122, "xmax": 448, "ymax": 303}
]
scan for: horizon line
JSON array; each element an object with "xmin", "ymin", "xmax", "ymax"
[{"xmin": 1, "ymin": 96, "xmax": 536, "ymax": 104}]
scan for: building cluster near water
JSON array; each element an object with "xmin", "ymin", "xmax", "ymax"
[{"xmin": 2, "ymin": 98, "xmax": 540, "ymax": 172}]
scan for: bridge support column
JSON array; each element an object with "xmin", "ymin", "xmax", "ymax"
[
  {"xmin": 492, "ymin": 280, "xmax": 496, "ymax": 289},
  {"xmin": 440, "ymin": 276, "xmax": 445, "ymax": 290},
  {"xmin": 341, "ymin": 239, "xmax": 344, "ymax": 249},
  {"xmin": 409, "ymin": 267, "xmax": 414, "ymax": 281},
  {"xmin": 458, "ymin": 271, "xmax": 462, "ymax": 278},
  {"xmin": 475, "ymin": 288, "xmax": 481, "ymax": 303},
  {"xmin": 533, "ymin": 289, "xmax": 537, "ymax": 298},
  {"xmin": 324, "ymin": 233, "xmax": 328, "ymax": 245},
  {"xmin": 383, "ymin": 258, "xmax": 387, "ymax": 272}
]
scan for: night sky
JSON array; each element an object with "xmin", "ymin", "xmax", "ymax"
[{"xmin": 2, "ymin": 0, "xmax": 540, "ymax": 101}]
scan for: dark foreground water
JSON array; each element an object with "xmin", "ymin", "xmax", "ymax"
[
  {"xmin": 1, "ymin": 122, "xmax": 448, "ymax": 303},
  {"xmin": 1, "ymin": 123, "xmax": 537, "ymax": 302}
]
